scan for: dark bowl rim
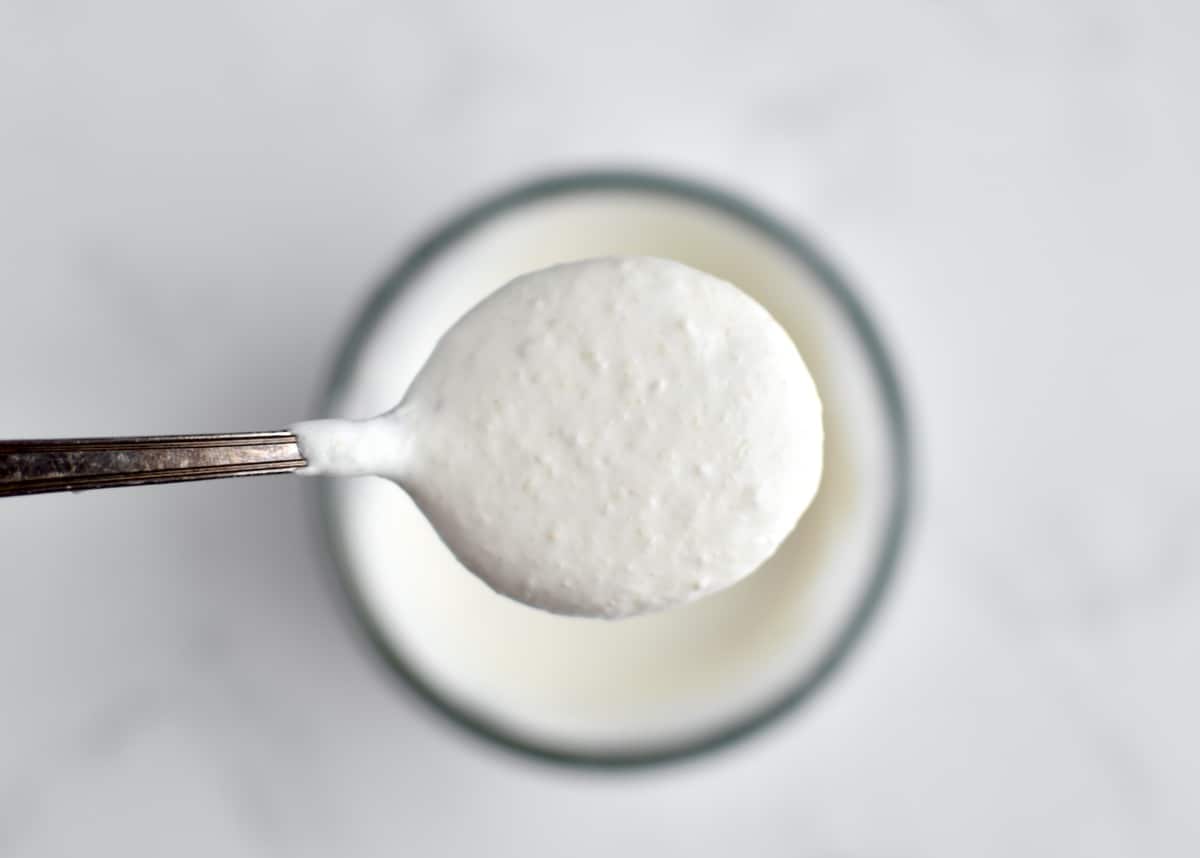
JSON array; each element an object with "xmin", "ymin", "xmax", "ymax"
[{"xmin": 314, "ymin": 167, "xmax": 913, "ymax": 769}]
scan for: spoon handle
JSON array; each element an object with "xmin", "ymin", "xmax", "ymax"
[{"xmin": 0, "ymin": 432, "xmax": 307, "ymax": 497}]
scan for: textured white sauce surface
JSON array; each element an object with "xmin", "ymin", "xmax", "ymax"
[{"xmin": 294, "ymin": 257, "xmax": 823, "ymax": 618}]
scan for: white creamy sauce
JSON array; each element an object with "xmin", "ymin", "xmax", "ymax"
[
  {"xmin": 321, "ymin": 190, "xmax": 894, "ymax": 755},
  {"xmin": 293, "ymin": 257, "xmax": 823, "ymax": 619}
]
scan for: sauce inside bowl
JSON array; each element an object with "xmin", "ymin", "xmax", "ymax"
[{"xmin": 322, "ymin": 179, "xmax": 903, "ymax": 761}]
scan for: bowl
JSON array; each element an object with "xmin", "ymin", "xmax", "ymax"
[{"xmin": 316, "ymin": 169, "xmax": 912, "ymax": 767}]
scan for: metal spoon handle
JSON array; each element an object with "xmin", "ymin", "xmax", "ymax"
[{"xmin": 0, "ymin": 432, "xmax": 307, "ymax": 497}]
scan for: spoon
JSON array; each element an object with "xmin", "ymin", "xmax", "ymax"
[
  {"xmin": 1, "ymin": 257, "xmax": 823, "ymax": 618},
  {"xmin": 0, "ymin": 432, "xmax": 306, "ymax": 497}
]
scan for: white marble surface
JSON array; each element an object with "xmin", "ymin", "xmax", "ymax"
[{"xmin": 2, "ymin": 1, "xmax": 1198, "ymax": 855}]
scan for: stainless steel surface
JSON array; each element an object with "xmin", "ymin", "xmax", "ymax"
[{"xmin": 0, "ymin": 432, "xmax": 307, "ymax": 497}]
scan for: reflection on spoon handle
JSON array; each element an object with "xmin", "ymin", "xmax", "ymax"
[{"xmin": 0, "ymin": 432, "xmax": 307, "ymax": 497}]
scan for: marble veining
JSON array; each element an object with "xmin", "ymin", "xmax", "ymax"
[{"xmin": 1, "ymin": 0, "xmax": 1198, "ymax": 855}]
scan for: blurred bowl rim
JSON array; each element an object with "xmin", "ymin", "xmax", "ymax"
[{"xmin": 313, "ymin": 168, "xmax": 914, "ymax": 768}]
